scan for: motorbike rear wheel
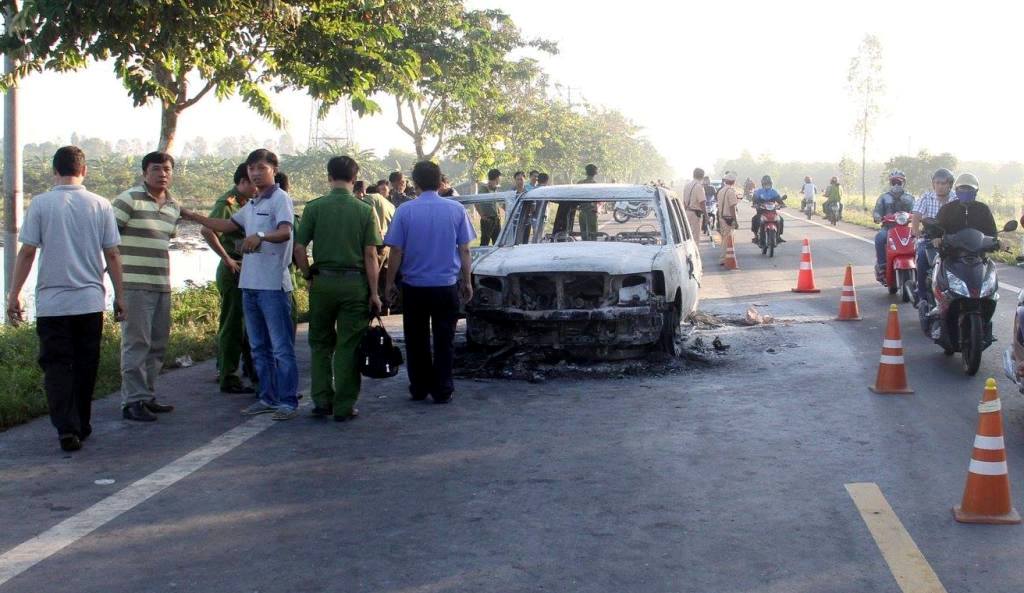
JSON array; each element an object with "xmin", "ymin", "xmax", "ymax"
[
  {"xmin": 961, "ymin": 313, "xmax": 983, "ymax": 376},
  {"xmin": 613, "ymin": 209, "xmax": 630, "ymax": 223}
]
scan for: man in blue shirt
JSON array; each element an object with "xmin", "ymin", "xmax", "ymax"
[
  {"xmin": 750, "ymin": 175, "xmax": 785, "ymax": 242},
  {"xmin": 384, "ymin": 161, "xmax": 476, "ymax": 404}
]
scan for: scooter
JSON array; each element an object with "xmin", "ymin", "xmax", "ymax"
[
  {"xmin": 920, "ymin": 220, "xmax": 1018, "ymax": 376},
  {"xmin": 756, "ymin": 197, "xmax": 786, "ymax": 258},
  {"xmin": 613, "ymin": 201, "xmax": 651, "ymax": 223},
  {"xmin": 1003, "ymin": 288, "xmax": 1024, "ymax": 393},
  {"xmin": 881, "ymin": 212, "xmax": 916, "ymax": 303},
  {"xmin": 824, "ymin": 200, "xmax": 841, "ymax": 226}
]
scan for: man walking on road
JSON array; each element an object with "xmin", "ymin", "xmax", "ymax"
[
  {"xmin": 294, "ymin": 156, "xmax": 383, "ymax": 421},
  {"xmin": 201, "ymin": 163, "xmax": 258, "ymax": 394},
  {"xmin": 183, "ymin": 149, "xmax": 299, "ymax": 420},
  {"xmin": 683, "ymin": 168, "xmax": 706, "ymax": 242},
  {"xmin": 5, "ymin": 146, "xmax": 125, "ymax": 451},
  {"xmin": 114, "ymin": 151, "xmax": 180, "ymax": 422},
  {"xmin": 385, "ymin": 161, "xmax": 475, "ymax": 404},
  {"xmin": 717, "ymin": 171, "xmax": 741, "ymax": 264}
]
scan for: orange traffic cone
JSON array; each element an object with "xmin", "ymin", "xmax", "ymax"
[
  {"xmin": 869, "ymin": 305, "xmax": 913, "ymax": 394},
  {"xmin": 722, "ymin": 234, "xmax": 739, "ymax": 270},
  {"xmin": 835, "ymin": 264, "xmax": 862, "ymax": 321},
  {"xmin": 953, "ymin": 378, "xmax": 1021, "ymax": 524},
  {"xmin": 791, "ymin": 238, "xmax": 821, "ymax": 293}
]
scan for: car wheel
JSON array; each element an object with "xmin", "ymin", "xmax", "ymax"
[{"xmin": 659, "ymin": 305, "xmax": 681, "ymax": 356}]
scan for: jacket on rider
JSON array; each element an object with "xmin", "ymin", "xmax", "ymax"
[
  {"xmin": 872, "ymin": 190, "xmax": 915, "ymax": 220},
  {"xmin": 935, "ymin": 200, "xmax": 997, "ymax": 237}
]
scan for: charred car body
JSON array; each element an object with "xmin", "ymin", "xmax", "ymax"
[{"xmin": 465, "ymin": 184, "xmax": 703, "ymax": 356}]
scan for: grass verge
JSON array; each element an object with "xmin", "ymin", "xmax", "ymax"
[{"xmin": 0, "ymin": 281, "xmax": 310, "ymax": 431}]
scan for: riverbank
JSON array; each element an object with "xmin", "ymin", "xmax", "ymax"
[{"xmin": 0, "ymin": 282, "xmax": 310, "ymax": 431}]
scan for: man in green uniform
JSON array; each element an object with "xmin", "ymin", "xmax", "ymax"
[
  {"xmin": 476, "ymin": 168, "xmax": 503, "ymax": 246},
  {"xmin": 294, "ymin": 156, "xmax": 383, "ymax": 421},
  {"xmin": 577, "ymin": 163, "xmax": 599, "ymax": 240},
  {"xmin": 201, "ymin": 164, "xmax": 258, "ymax": 393}
]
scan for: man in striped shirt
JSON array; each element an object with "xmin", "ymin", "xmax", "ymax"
[{"xmin": 113, "ymin": 152, "xmax": 180, "ymax": 422}]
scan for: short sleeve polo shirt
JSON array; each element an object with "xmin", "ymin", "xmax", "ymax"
[{"xmin": 230, "ymin": 184, "xmax": 295, "ymax": 291}]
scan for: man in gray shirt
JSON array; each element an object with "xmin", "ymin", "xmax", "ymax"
[
  {"xmin": 182, "ymin": 149, "xmax": 298, "ymax": 420},
  {"xmin": 5, "ymin": 146, "xmax": 125, "ymax": 452}
]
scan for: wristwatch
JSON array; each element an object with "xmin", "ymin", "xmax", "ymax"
[{"xmin": 256, "ymin": 231, "xmax": 266, "ymax": 240}]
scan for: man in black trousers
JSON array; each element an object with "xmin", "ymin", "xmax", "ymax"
[
  {"xmin": 384, "ymin": 161, "xmax": 475, "ymax": 403},
  {"xmin": 5, "ymin": 146, "xmax": 126, "ymax": 451}
]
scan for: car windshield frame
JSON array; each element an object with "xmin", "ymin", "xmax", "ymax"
[{"xmin": 500, "ymin": 194, "xmax": 667, "ymax": 247}]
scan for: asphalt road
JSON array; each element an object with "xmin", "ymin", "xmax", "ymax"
[{"xmin": 1, "ymin": 202, "xmax": 1023, "ymax": 593}]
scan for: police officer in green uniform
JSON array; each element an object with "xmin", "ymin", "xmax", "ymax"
[
  {"xmin": 294, "ymin": 156, "xmax": 383, "ymax": 421},
  {"xmin": 577, "ymin": 163, "xmax": 599, "ymax": 240},
  {"xmin": 476, "ymin": 168, "xmax": 503, "ymax": 246},
  {"xmin": 201, "ymin": 163, "xmax": 258, "ymax": 393}
]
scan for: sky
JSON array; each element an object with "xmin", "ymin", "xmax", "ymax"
[{"xmin": 2, "ymin": 0, "xmax": 1022, "ymax": 177}]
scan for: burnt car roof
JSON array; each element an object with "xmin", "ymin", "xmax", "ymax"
[
  {"xmin": 454, "ymin": 190, "xmax": 518, "ymax": 204},
  {"xmin": 523, "ymin": 183, "xmax": 658, "ymax": 201}
]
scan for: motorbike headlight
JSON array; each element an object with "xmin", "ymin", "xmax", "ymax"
[
  {"xmin": 617, "ymin": 275, "xmax": 651, "ymax": 305},
  {"xmin": 981, "ymin": 272, "xmax": 999, "ymax": 298},
  {"xmin": 946, "ymin": 271, "xmax": 970, "ymax": 297}
]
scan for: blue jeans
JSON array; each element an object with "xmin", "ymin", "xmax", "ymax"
[
  {"xmin": 242, "ymin": 289, "xmax": 299, "ymax": 411},
  {"xmin": 874, "ymin": 229, "xmax": 887, "ymax": 268}
]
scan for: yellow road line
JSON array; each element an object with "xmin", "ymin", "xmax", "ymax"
[{"xmin": 845, "ymin": 482, "xmax": 948, "ymax": 593}]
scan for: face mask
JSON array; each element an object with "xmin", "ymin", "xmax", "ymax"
[
  {"xmin": 955, "ymin": 188, "xmax": 977, "ymax": 202},
  {"xmin": 889, "ymin": 185, "xmax": 904, "ymax": 196}
]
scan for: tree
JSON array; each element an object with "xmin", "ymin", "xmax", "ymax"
[
  {"xmin": 2, "ymin": 1, "xmax": 423, "ymax": 153},
  {"xmin": 388, "ymin": 6, "xmax": 555, "ymax": 160},
  {"xmin": 848, "ymin": 34, "xmax": 885, "ymax": 208},
  {"xmin": 881, "ymin": 151, "xmax": 958, "ymax": 196}
]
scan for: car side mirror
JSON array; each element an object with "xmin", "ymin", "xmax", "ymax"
[{"xmin": 1003, "ymin": 220, "xmax": 1019, "ymax": 233}]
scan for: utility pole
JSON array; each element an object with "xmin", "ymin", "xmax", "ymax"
[{"xmin": 3, "ymin": 1, "xmax": 23, "ymax": 313}]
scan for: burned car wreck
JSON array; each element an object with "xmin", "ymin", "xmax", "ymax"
[{"xmin": 466, "ymin": 184, "xmax": 703, "ymax": 357}]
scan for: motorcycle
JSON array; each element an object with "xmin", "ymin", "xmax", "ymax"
[
  {"xmin": 801, "ymin": 197, "xmax": 816, "ymax": 219},
  {"xmin": 756, "ymin": 197, "xmax": 786, "ymax": 258},
  {"xmin": 824, "ymin": 200, "xmax": 841, "ymax": 226},
  {"xmin": 702, "ymin": 198, "xmax": 718, "ymax": 241},
  {"xmin": 919, "ymin": 220, "xmax": 1018, "ymax": 376},
  {"xmin": 613, "ymin": 200, "xmax": 651, "ymax": 223},
  {"xmin": 1003, "ymin": 288, "xmax": 1024, "ymax": 393},
  {"xmin": 881, "ymin": 212, "xmax": 916, "ymax": 303}
]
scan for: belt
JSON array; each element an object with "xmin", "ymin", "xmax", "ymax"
[{"xmin": 317, "ymin": 269, "xmax": 365, "ymax": 277}]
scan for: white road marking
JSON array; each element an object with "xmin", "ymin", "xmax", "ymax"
[
  {"xmin": 789, "ymin": 215, "xmax": 1023, "ymax": 295},
  {"xmin": 0, "ymin": 414, "xmax": 277, "ymax": 587},
  {"xmin": 845, "ymin": 482, "xmax": 948, "ymax": 593}
]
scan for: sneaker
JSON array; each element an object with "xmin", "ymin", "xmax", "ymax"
[
  {"xmin": 123, "ymin": 401, "xmax": 157, "ymax": 422},
  {"xmin": 333, "ymin": 408, "xmax": 360, "ymax": 422},
  {"xmin": 777, "ymin": 237, "xmax": 786, "ymax": 243},
  {"xmin": 271, "ymin": 407, "xmax": 298, "ymax": 421},
  {"xmin": 59, "ymin": 434, "xmax": 82, "ymax": 452},
  {"xmin": 241, "ymin": 401, "xmax": 277, "ymax": 416},
  {"xmin": 143, "ymin": 399, "xmax": 174, "ymax": 413}
]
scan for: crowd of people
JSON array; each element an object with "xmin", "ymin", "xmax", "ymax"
[{"xmin": 5, "ymin": 146, "xmax": 481, "ymax": 452}]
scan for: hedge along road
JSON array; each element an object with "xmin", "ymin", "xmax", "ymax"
[{"xmin": 0, "ymin": 202, "xmax": 1023, "ymax": 592}]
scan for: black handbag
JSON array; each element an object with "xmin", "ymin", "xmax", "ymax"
[{"xmin": 357, "ymin": 316, "xmax": 404, "ymax": 378}]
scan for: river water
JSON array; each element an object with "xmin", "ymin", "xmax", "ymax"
[{"xmin": 0, "ymin": 243, "xmax": 221, "ymax": 324}]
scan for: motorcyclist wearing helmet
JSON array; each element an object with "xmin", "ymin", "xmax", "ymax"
[
  {"xmin": 911, "ymin": 168, "xmax": 957, "ymax": 302},
  {"xmin": 751, "ymin": 175, "xmax": 785, "ymax": 242},
  {"xmin": 934, "ymin": 173, "xmax": 997, "ymax": 238},
  {"xmin": 872, "ymin": 170, "xmax": 916, "ymax": 281},
  {"xmin": 823, "ymin": 176, "xmax": 843, "ymax": 219}
]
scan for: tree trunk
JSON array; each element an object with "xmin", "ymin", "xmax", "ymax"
[
  {"xmin": 3, "ymin": 2, "xmax": 24, "ymax": 314},
  {"xmin": 861, "ymin": 138, "xmax": 867, "ymax": 210},
  {"xmin": 413, "ymin": 134, "xmax": 425, "ymax": 161},
  {"xmin": 158, "ymin": 101, "xmax": 178, "ymax": 154}
]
